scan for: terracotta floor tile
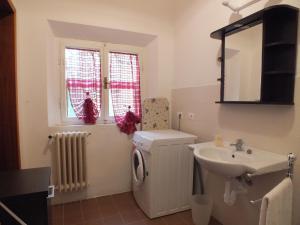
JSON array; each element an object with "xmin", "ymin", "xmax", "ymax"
[
  {"xmin": 116, "ymin": 202, "xmax": 139, "ymax": 213},
  {"xmin": 51, "ymin": 193, "xmax": 222, "ymax": 225},
  {"xmin": 83, "ymin": 218, "xmax": 103, "ymax": 225},
  {"xmin": 64, "ymin": 201, "xmax": 82, "ymax": 215},
  {"xmin": 127, "ymin": 220, "xmax": 148, "ymax": 225},
  {"xmin": 120, "ymin": 209, "xmax": 145, "ymax": 224},
  {"xmin": 99, "ymin": 203, "xmax": 119, "ymax": 218},
  {"xmin": 112, "ymin": 192, "xmax": 135, "ymax": 204},
  {"xmin": 97, "ymin": 195, "xmax": 114, "ymax": 206},
  {"xmin": 113, "ymin": 192, "xmax": 139, "ymax": 213},
  {"xmin": 102, "ymin": 214, "xmax": 125, "ymax": 225},
  {"xmin": 209, "ymin": 217, "xmax": 222, "ymax": 225},
  {"xmin": 51, "ymin": 205, "xmax": 64, "ymax": 225},
  {"xmin": 144, "ymin": 217, "xmax": 167, "ymax": 225},
  {"xmin": 82, "ymin": 199, "xmax": 102, "ymax": 221},
  {"xmin": 64, "ymin": 202, "xmax": 83, "ymax": 225},
  {"xmin": 179, "ymin": 210, "xmax": 193, "ymax": 225},
  {"xmin": 82, "ymin": 198, "xmax": 99, "ymax": 209},
  {"xmin": 162, "ymin": 213, "xmax": 186, "ymax": 225},
  {"xmin": 52, "ymin": 218, "xmax": 64, "ymax": 225},
  {"xmin": 83, "ymin": 210, "xmax": 102, "ymax": 223},
  {"xmin": 135, "ymin": 209, "xmax": 149, "ymax": 221},
  {"xmin": 64, "ymin": 216, "xmax": 84, "ymax": 225},
  {"xmin": 52, "ymin": 204, "xmax": 63, "ymax": 219}
]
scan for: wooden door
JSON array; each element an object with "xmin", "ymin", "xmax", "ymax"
[{"xmin": 0, "ymin": 0, "xmax": 20, "ymax": 170}]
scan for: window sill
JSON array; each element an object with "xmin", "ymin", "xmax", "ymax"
[{"xmin": 54, "ymin": 120, "xmax": 116, "ymax": 127}]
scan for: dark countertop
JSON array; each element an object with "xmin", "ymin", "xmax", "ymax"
[{"xmin": 0, "ymin": 167, "xmax": 51, "ymax": 199}]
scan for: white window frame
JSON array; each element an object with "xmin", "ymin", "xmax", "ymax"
[{"xmin": 59, "ymin": 39, "xmax": 143, "ymax": 125}]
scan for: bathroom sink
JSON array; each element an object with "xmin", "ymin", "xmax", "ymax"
[{"xmin": 190, "ymin": 142, "xmax": 288, "ymax": 178}]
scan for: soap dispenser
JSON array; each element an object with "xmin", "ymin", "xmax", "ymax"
[{"xmin": 214, "ymin": 135, "xmax": 224, "ymax": 147}]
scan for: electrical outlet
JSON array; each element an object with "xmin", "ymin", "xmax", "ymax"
[
  {"xmin": 188, "ymin": 113, "xmax": 195, "ymax": 120},
  {"xmin": 177, "ymin": 112, "xmax": 183, "ymax": 118}
]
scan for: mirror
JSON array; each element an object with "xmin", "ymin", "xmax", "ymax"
[{"xmin": 224, "ymin": 24, "xmax": 263, "ymax": 102}]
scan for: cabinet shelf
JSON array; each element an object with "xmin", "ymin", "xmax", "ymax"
[
  {"xmin": 265, "ymin": 41, "xmax": 295, "ymax": 48},
  {"xmin": 264, "ymin": 71, "xmax": 294, "ymax": 75},
  {"xmin": 215, "ymin": 101, "xmax": 294, "ymax": 105}
]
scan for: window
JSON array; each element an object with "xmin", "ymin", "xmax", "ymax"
[
  {"xmin": 109, "ymin": 52, "xmax": 141, "ymax": 124},
  {"xmin": 65, "ymin": 48, "xmax": 101, "ymax": 119},
  {"xmin": 60, "ymin": 40, "xmax": 142, "ymax": 124}
]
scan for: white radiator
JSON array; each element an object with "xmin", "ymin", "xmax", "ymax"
[{"xmin": 54, "ymin": 132, "xmax": 89, "ymax": 192}]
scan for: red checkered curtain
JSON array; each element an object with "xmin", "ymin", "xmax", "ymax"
[
  {"xmin": 109, "ymin": 52, "xmax": 141, "ymax": 125},
  {"xmin": 65, "ymin": 48, "xmax": 101, "ymax": 119}
]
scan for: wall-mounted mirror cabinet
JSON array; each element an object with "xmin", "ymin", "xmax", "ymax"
[{"xmin": 211, "ymin": 5, "xmax": 299, "ymax": 105}]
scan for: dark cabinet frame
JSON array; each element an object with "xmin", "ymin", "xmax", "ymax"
[
  {"xmin": 211, "ymin": 5, "xmax": 299, "ymax": 105},
  {"xmin": 0, "ymin": 168, "xmax": 51, "ymax": 225}
]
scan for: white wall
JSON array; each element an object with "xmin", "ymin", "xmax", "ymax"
[
  {"xmin": 172, "ymin": 1, "xmax": 300, "ymax": 225},
  {"xmin": 12, "ymin": 0, "xmax": 175, "ymax": 203}
]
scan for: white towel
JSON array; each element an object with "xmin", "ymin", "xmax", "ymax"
[{"xmin": 259, "ymin": 177, "xmax": 293, "ymax": 225}]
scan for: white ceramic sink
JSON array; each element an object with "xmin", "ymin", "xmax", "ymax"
[{"xmin": 190, "ymin": 142, "xmax": 288, "ymax": 178}]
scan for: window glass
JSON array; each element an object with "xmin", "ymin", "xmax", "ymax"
[
  {"xmin": 109, "ymin": 52, "xmax": 141, "ymax": 119},
  {"xmin": 65, "ymin": 48, "xmax": 101, "ymax": 118}
]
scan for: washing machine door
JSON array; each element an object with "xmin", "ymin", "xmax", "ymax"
[{"xmin": 132, "ymin": 148, "xmax": 145, "ymax": 186}]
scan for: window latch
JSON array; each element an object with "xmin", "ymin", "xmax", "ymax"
[{"xmin": 103, "ymin": 77, "xmax": 110, "ymax": 89}]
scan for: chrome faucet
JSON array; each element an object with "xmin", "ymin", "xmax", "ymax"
[{"xmin": 230, "ymin": 139, "xmax": 244, "ymax": 151}]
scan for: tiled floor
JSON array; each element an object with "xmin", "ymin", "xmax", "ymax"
[{"xmin": 51, "ymin": 192, "xmax": 222, "ymax": 225}]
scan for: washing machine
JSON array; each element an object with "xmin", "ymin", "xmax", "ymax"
[{"xmin": 132, "ymin": 129, "xmax": 197, "ymax": 218}]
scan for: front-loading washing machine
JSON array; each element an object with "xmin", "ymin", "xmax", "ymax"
[{"xmin": 132, "ymin": 129, "xmax": 197, "ymax": 218}]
